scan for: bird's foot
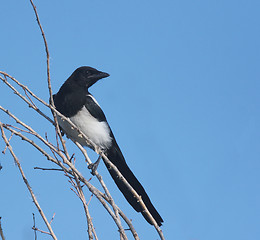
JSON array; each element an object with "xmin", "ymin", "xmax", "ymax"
[{"xmin": 88, "ymin": 156, "xmax": 101, "ymax": 175}]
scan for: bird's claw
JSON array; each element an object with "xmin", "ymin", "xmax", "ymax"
[{"xmin": 88, "ymin": 156, "xmax": 101, "ymax": 175}]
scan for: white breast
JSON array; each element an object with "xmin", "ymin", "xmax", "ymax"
[{"xmin": 58, "ymin": 107, "xmax": 112, "ymax": 149}]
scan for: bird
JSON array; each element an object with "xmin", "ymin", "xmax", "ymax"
[{"xmin": 53, "ymin": 66, "xmax": 163, "ymax": 226}]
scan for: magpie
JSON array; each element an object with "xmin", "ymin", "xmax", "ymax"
[{"xmin": 53, "ymin": 66, "xmax": 163, "ymax": 226}]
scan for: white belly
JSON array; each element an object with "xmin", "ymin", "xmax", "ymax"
[{"xmin": 58, "ymin": 107, "xmax": 112, "ymax": 149}]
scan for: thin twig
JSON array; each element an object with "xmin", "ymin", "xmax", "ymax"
[
  {"xmin": 49, "ymin": 213, "xmax": 56, "ymax": 225},
  {"xmin": 45, "ymin": 132, "xmax": 60, "ymax": 161},
  {"xmin": 28, "ymin": 0, "xmax": 51, "ymax": 96},
  {"xmin": 30, "ymin": 0, "xmax": 69, "ymax": 158},
  {"xmin": 23, "ymin": 87, "xmax": 37, "ymax": 108},
  {"xmin": 4, "ymin": 124, "xmax": 34, "ymax": 135},
  {"xmin": 32, "ymin": 213, "xmax": 37, "ymax": 240},
  {"xmin": 2, "ymin": 132, "xmax": 13, "ymax": 154},
  {"xmin": 32, "ymin": 227, "xmax": 51, "ymax": 235},
  {"xmin": 34, "ymin": 167, "xmax": 64, "ymax": 171},
  {"xmin": 87, "ymin": 194, "xmax": 93, "ymax": 206},
  {"xmin": 29, "ymin": 0, "xmax": 66, "ymax": 154}
]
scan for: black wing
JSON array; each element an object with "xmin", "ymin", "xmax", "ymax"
[{"xmin": 85, "ymin": 95, "xmax": 107, "ymax": 122}]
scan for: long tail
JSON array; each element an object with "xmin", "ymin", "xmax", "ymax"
[{"xmin": 103, "ymin": 140, "xmax": 163, "ymax": 226}]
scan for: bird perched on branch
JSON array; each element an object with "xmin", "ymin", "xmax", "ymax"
[{"xmin": 53, "ymin": 66, "xmax": 163, "ymax": 226}]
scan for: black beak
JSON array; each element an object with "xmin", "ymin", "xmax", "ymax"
[
  {"xmin": 89, "ymin": 71, "xmax": 110, "ymax": 80},
  {"xmin": 85, "ymin": 71, "xmax": 110, "ymax": 88},
  {"xmin": 99, "ymin": 72, "xmax": 110, "ymax": 79}
]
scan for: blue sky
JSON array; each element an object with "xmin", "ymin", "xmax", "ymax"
[{"xmin": 1, "ymin": 0, "xmax": 260, "ymax": 239}]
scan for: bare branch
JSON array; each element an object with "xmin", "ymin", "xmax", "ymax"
[
  {"xmin": 28, "ymin": 0, "xmax": 67, "ymax": 159},
  {"xmin": 30, "ymin": 0, "xmax": 69, "ymax": 159},
  {"xmin": 49, "ymin": 213, "xmax": 56, "ymax": 225},
  {"xmin": 28, "ymin": 0, "xmax": 51, "ymax": 98},
  {"xmin": 34, "ymin": 167, "xmax": 64, "ymax": 171},
  {"xmin": 32, "ymin": 227, "xmax": 52, "ymax": 235}
]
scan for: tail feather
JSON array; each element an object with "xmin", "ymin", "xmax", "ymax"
[{"xmin": 103, "ymin": 141, "xmax": 163, "ymax": 226}]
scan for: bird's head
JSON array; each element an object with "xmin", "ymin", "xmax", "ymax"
[{"xmin": 70, "ymin": 66, "xmax": 110, "ymax": 89}]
